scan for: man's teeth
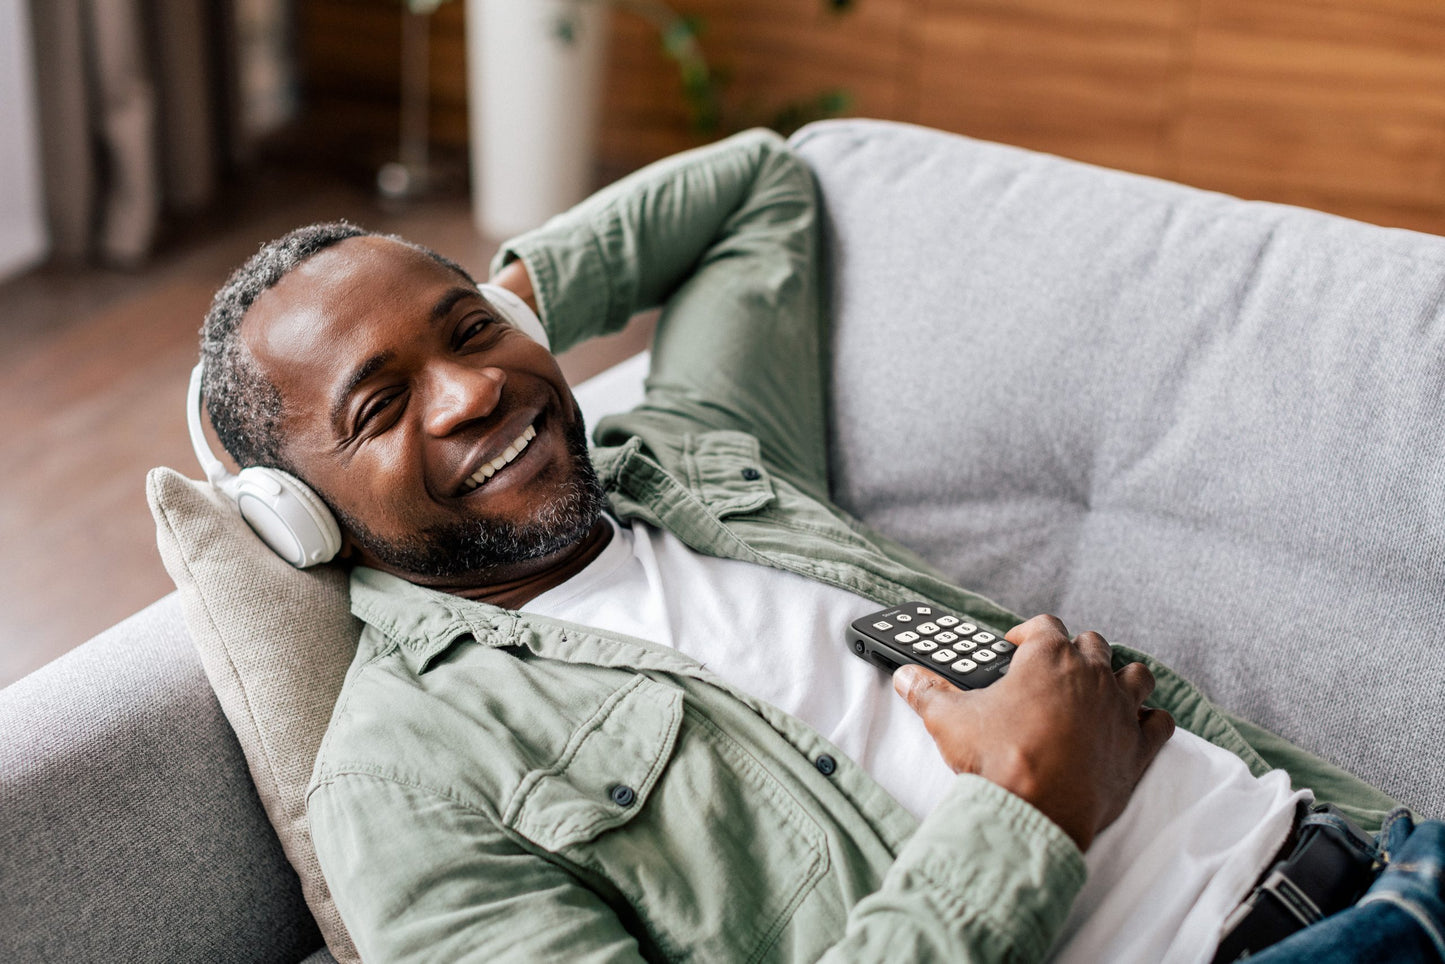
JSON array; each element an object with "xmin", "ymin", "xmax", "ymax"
[{"xmin": 461, "ymin": 424, "xmax": 537, "ymax": 492}]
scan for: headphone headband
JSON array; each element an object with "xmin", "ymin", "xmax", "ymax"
[{"xmin": 477, "ymin": 281, "xmax": 549, "ymax": 349}]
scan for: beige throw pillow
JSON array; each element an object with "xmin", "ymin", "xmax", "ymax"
[{"xmin": 147, "ymin": 467, "xmax": 360, "ymax": 964}]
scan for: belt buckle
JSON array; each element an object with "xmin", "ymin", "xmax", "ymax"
[
  {"xmin": 1255, "ymin": 866, "xmax": 1327, "ymax": 926},
  {"xmin": 1211, "ymin": 805, "xmax": 1381, "ymax": 963}
]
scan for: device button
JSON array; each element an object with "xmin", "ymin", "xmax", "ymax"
[
  {"xmin": 896, "ymin": 614, "xmax": 912, "ymax": 623},
  {"xmin": 990, "ymin": 641, "xmax": 1016, "ymax": 654},
  {"xmin": 973, "ymin": 632, "xmax": 996, "ymax": 643},
  {"xmin": 974, "ymin": 649, "xmax": 997, "ymax": 663},
  {"xmin": 931, "ymin": 649, "xmax": 958, "ymax": 663},
  {"xmin": 912, "ymin": 640, "xmax": 939, "ymax": 653},
  {"xmin": 958, "ymin": 623, "xmax": 977, "ymax": 634},
  {"xmin": 952, "ymin": 658, "xmax": 977, "ymax": 673},
  {"xmin": 872, "ymin": 620, "xmax": 892, "ymax": 630},
  {"xmin": 916, "ymin": 622, "xmax": 940, "ymax": 635},
  {"xmin": 894, "ymin": 631, "xmax": 919, "ymax": 643},
  {"xmin": 953, "ymin": 640, "xmax": 977, "ymax": 652},
  {"xmin": 934, "ymin": 631, "xmax": 958, "ymax": 643},
  {"xmin": 936, "ymin": 615, "xmax": 959, "ymax": 627},
  {"xmin": 916, "ymin": 606, "xmax": 932, "ymax": 615}
]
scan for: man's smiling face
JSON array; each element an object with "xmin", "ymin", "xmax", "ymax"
[{"xmin": 242, "ymin": 235, "xmax": 605, "ymax": 585}]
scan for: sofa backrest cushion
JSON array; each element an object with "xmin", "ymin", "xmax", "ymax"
[{"xmin": 793, "ymin": 119, "xmax": 1445, "ymax": 818}]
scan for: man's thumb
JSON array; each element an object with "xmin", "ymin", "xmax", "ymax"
[{"xmin": 894, "ymin": 664, "xmax": 946, "ymax": 708}]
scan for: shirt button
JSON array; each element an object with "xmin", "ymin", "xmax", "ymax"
[
  {"xmin": 741, "ymin": 467, "xmax": 761, "ymax": 481},
  {"xmin": 815, "ymin": 754, "xmax": 837, "ymax": 776},
  {"xmin": 609, "ymin": 784, "xmax": 636, "ymax": 807}
]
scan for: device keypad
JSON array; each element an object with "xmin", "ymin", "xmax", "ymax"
[{"xmin": 848, "ymin": 602, "xmax": 1015, "ymax": 690}]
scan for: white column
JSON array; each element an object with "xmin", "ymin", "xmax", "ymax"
[{"xmin": 466, "ymin": 0, "xmax": 610, "ymax": 240}]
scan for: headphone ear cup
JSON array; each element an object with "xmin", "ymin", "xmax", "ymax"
[{"xmin": 229, "ymin": 467, "xmax": 343, "ymax": 568}]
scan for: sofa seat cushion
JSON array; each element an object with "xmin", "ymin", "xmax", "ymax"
[{"xmin": 797, "ymin": 119, "xmax": 1445, "ymax": 817}]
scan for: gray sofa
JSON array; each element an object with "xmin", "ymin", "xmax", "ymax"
[{"xmin": 4, "ymin": 118, "xmax": 1443, "ymax": 963}]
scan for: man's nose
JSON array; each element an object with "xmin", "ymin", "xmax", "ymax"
[{"xmin": 423, "ymin": 362, "xmax": 506, "ymax": 436}]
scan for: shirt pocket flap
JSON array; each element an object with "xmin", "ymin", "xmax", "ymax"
[
  {"xmin": 503, "ymin": 675, "xmax": 684, "ymax": 852},
  {"xmin": 685, "ymin": 430, "xmax": 775, "ymax": 518}
]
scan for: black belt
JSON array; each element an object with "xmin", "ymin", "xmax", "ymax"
[{"xmin": 1211, "ymin": 804, "xmax": 1382, "ymax": 963}]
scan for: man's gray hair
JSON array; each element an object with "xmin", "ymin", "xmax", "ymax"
[{"xmin": 199, "ymin": 221, "xmax": 476, "ymax": 471}]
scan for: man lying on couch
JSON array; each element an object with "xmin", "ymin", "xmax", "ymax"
[{"xmin": 197, "ymin": 129, "xmax": 1442, "ymax": 963}]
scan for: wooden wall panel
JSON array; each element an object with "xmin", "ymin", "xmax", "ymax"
[
  {"xmin": 293, "ymin": 0, "xmax": 1445, "ymax": 235},
  {"xmin": 428, "ymin": 2, "xmax": 471, "ymax": 146},
  {"xmin": 598, "ymin": 0, "xmax": 914, "ymax": 175},
  {"xmin": 296, "ymin": 0, "xmax": 469, "ymax": 168},
  {"xmin": 1171, "ymin": 0, "xmax": 1445, "ymax": 225},
  {"xmin": 911, "ymin": 0, "xmax": 1191, "ymax": 177},
  {"xmin": 596, "ymin": 11, "xmax": 699, "ymax": 173}
]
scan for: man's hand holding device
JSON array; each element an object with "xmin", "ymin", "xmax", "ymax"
[{"xmin": 894, "ymin": 614, "xmax": 1176, "ymax": 852}]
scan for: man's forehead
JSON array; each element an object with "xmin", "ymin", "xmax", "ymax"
[
  {"xmin": 252, "ymin": 236, "xmax": 456, "ymax": 323},
  {"xmin": 242, "ymin": 235, "xmax": 464, "ymax": 376}
]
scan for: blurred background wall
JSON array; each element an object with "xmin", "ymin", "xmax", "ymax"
[
  {"xmin": 10, "ymin": 0, "xmax": 1445, "ymax": 274},
  {"xmin": 300, "ymin": 0, "xmax": 1445, "ymax": 235}
]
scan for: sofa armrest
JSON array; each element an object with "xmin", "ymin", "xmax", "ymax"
[{"xmin": 0, "ymin": 594, "xmax": 322, "ymax": 963}]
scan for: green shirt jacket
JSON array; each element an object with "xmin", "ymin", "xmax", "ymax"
[{"xmin": 307, "ymin": 129, "xmax": 1399, "ymax": 964}]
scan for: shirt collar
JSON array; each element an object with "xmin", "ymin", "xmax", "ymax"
[{"xmin": 349, "ymin": 566, "xmax": 527, "ymax": 675}]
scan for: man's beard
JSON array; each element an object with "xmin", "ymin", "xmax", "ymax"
[{"xmin": 334, "ymin": 411, "xmax": 607, "ymax": 580}]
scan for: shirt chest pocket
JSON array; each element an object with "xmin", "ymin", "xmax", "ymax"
[
  {"xmin": 501, "ymin": 674, "xmax": 829, "ymax": 964},
  {"xmin": 684, "ymin": 430, "xmax": 776, "ymax": 518},
  {"xmin": 503, "ymin": 674, "xmax": 683, "ymax": 850}
]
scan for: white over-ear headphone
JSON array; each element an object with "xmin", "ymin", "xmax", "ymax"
[
  {"xmin": 188, "ymin": 282, "xmax": 549, "ymax": 568},
  {"xmin": 480, "ymin": 281, "xmax": 549, "ymax": 349}
]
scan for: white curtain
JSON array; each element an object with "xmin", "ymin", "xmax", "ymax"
[
  {"xmin": 26, "ymin": 0, "xmax": 238, "ymax": 266},
  {"xmin": 0, "ymin": 0, "xmax": 46, "ymax": 279}
]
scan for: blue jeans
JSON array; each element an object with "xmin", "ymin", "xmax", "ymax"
[{"xmin": 1249, "ymin": 809, "xmax": 1445, "ymax": 963}]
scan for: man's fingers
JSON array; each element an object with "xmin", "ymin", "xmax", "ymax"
[
  {"xmin": 1137, "ymin": 707, "xmax": 1176, "ymax": 762},
  {"xmin": 1073, "ymin": 630, "xmax": 1112, "ymax": 667},
  {"xmin": 1005, "ymin": 613, "xmax": 1070, "ymax": 648},
  {"xmin": 1114, "ymin": 660, "xmax": 1156, "ymax": 705}
]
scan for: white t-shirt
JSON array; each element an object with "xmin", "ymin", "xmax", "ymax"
[{"xmin": 522, "ymin": 514, "xmax": 1309, "ymax": 964}]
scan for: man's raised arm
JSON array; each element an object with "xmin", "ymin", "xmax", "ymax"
[{"xmin": 491, "ymin": 127, "xmax": 832, "ymax": 494}]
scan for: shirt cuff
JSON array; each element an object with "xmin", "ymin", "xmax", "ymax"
[{"xmin": 492, "ymin": 221, "xmax": 618, "ymax": 357}]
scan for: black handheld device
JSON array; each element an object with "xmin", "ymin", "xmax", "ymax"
[{"xmin": 848, "ymin": 602, "xmax": 1015, "ymax": 690}]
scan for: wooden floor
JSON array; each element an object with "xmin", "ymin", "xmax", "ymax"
[{"xmin": 0, "ymin": 170, "xmax": 653, "ymax": 688}]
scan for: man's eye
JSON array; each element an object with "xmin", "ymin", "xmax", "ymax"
[
  {"xmin": 458, "ymin": 313, "xmax": 502, "ymax": 347},
  {"xmin": 358, "ymin": 392, "xmax": 402, "ymax": 431}
]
